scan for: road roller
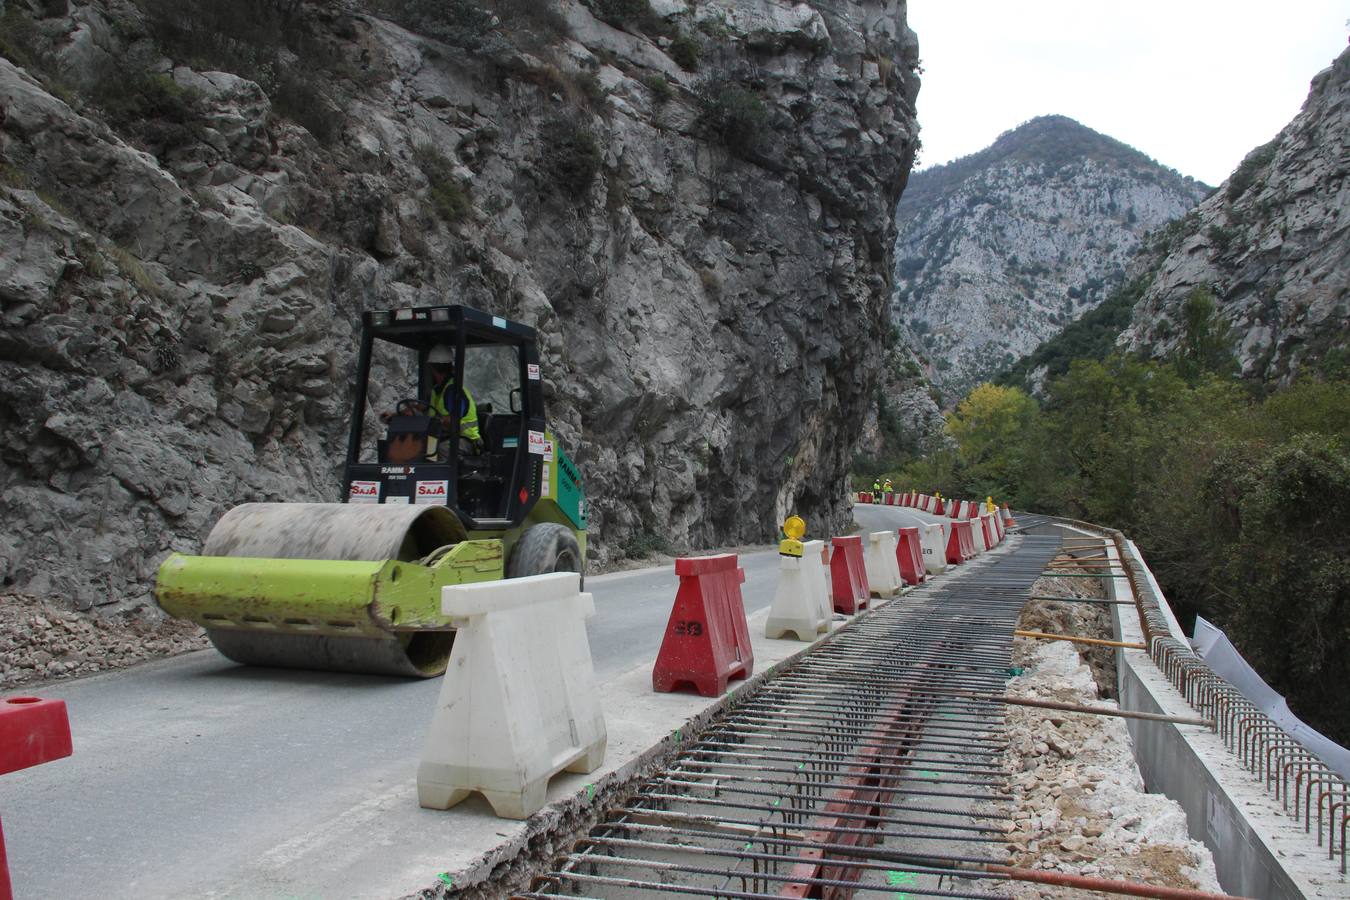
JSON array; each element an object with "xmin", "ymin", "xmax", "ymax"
[{"xmin": 155, "ymin": 304, "xmax": 587, "ymax": 677}]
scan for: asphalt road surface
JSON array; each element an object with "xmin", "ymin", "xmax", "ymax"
[{"xmin": 1, "ymin": 502, "xmax": 946, "ymax": 899}]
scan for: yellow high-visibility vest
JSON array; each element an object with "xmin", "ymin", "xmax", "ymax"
[{"xmin": 430, "ymin": 383, "xmax": 481, "ymax": 441}]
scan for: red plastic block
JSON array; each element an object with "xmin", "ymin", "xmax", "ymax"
[
  {"xmin": 981, "ymin": 515, "xmax": 997, "ymax": 548},
  {"xmin": 945, "ymin": 523, "xmax": 967, "ymax": 565},
  {"xmin": 2, "ymin": 696, "xmax": 72, "ymax": 900},
  {"xmin": 0, "ymin": 697, "xmax": 71, "ymax": 777},
  {"xmin": 933, "ymin": 498, "xmax": 945, "ymax": 515},
  {"xmin": 829, "ymin": 536, "xmax": 870, "ymax": 615},
  {"xmin": 652, "ymin": 554, "xmax": 752, "ymax": 697},
  {"xmin": 959, "ymin": 522, "xmax": 977, "ymax": 558},
  {"xmin": 895, "ymin": 528, "xmax": 925, "ymax": 586}
]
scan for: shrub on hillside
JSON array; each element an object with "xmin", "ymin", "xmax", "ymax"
[
  {"xmin": 580, "ymin": 0, "xmax": 671, "ymax": 37},
  {"xmin": 538, "ymin": 116, "xmax": 602, "ymax": 198},
  {"xmin": 668, "ymin": 33, "xmax": 701, "ymax": 71},
  {"xmin": 697, "ymin": 79, "xmax": 768, "ymax": 157},
  {"xmin": 413, "ymin": 143, "xmax": 471, "ymax": 222}
]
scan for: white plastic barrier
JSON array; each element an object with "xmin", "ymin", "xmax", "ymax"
[
  {"xmin": 981, "ymin": 512, "xmax": 999, "ymax": 546},
  {"xmin": 804, "ymin": 539, "xmax": 832, "ymax": 632},
  {"xmin": 919, "ymin": 523, "xmax": 948, "ymax": 574},
  {"xmin": 864, "ymin": 531, "xmax": 903, "ymax": 598},
  {"xmin": 766, "ymin": 544, "xmax": 831, "ymax": 641},
  {"xmin": 970, "ymin": 516, "xmax": 988, "ymax": 554},
  {"xmin": 418, "ymin": 572, "xmax": 606, "ymax": 820}
]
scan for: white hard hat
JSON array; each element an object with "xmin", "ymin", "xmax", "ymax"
[{"xmin": 428, "ymin": 344, "xmax": 453, "ymax": 364}]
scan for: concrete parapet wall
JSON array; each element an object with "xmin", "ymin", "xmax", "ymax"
[{"xmin": 1084, "ymin": 527, "xmax": 1347, "ymax": 898}]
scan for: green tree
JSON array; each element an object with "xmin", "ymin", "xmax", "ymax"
[
  {"xmin": 1174, "ymin": 287, "xmax": 1237, "ymax": 384},
  {"xmin": 944, "ymin": 383, "xmax": 1038, "ymax": 499},
  {"xmin": 1206, "ymin": 434, "xmax": 1350, "ymax": 744}
]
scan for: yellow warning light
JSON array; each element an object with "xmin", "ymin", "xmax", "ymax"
[{"xmin": 779, "ymin": 515, "xmax": 806, "ymax": 557}]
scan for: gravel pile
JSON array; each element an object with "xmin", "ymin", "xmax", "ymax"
[
  {"xmin": 0, "ymin": 593, "xmax": 208, "ymax": 690},
  {"xmin": 1001, "ymin": 575, "xmax": 1222, "ymax": 896}
]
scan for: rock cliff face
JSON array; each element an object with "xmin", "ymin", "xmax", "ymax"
[
  {"xmin": 0, "ymin": 0, "xmax": 919, "ymax": 610},
  {"xmin": 891, "ymin": 116, "xmax": 1208, "ymax": 398},
  {"xmin": 1121, "ymin": 48, "xmax": 1350, "ymax": 381}
]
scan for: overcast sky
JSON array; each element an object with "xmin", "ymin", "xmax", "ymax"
[{"xmin": 907, "ymin": 1, "xmax": 1349, "ymax": 186}]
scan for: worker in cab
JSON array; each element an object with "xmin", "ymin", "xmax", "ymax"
[
  {"xmin": 426, "ymin": 344, "xmax": 484, "ymax": 455},
  {"xmin": 381, "ymin": 345, "xmax": 484, "ymax": 456}
]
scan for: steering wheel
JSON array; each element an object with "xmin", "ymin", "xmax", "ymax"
[{"xmin": 394, "ymin": 398, "xmax": 425, "ymax": 416}]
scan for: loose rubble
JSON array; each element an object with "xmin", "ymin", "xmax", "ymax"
[
  {"xmin": 0, "ymin": 593, "xmax": 207, "ymax": 690},
  {"xmin": 1001, "ymin": 575, "xmax": 1222, "ymax": 896}
]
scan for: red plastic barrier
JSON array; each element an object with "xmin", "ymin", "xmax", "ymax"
[
  {"xmin": 829, "ymin": 535, "xmax": 870, "ymax": 615},
  {"xmin": 895, "ymin": 528, "xmax": 925, "ymax": 586},
  {"xmin": 653, "ymin": 555, "xmax": 753, "ymax": 697},
  {"xmin": 981, "ymin": 514, "xmax": 997, "ymax": 548},
  {"xmin": 2, "ymin": 696, "xmax": 72, "ymax": 900},
  {"xmin": 946, "ymin": 521, "xmax": 977, "ymax": 563},
  {"xmin": 885, "ymin": 492, "xmax": 895, "ymax": 506},
  {"xmin": 944, "ymin": 524, "xmax": 965, "ymax": 565},
  {"xmin": 934, "ymin": 498, "xmax": 945, "ymax": 515},
  {"xmin": 958, "ymin": 521, "xmax": 977, "ymax": 558}
]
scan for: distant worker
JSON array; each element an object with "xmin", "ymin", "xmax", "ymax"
[
  {"xmin": 883, "ymin": 478, "xmax": 893, "ymax": 494},
  {"xmin": 872, "ymin": 478, "xmax": 882, "ymax": 503}
]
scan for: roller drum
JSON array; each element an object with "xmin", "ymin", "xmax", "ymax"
[{"xmin": 195, "ymin": 503, "xmax": 467, "ymax": 677}]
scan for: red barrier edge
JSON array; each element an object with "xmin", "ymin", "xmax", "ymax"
[{"xmin": 1, "ymin": 696, "xmax": 72, "ymax": 900}]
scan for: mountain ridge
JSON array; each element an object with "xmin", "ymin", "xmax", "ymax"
[{"xmin": 890, "ymin": 113, "xmax": 1209, "ymax": 398}]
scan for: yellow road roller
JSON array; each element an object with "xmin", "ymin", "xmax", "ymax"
[{"xmin": 155, "ymin": 305, "xmax": 587, "ymax": 676}]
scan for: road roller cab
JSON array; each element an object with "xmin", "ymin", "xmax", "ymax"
[
  {"xmin": 345, "ymin": 305, "xmax": 584, "ymax": 537},
  {"xmin": 154, "ymin": 305, "xmax": 587, "ymax": 677}
]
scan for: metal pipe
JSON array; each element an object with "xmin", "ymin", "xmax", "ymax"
[
  {"xmin": 1013, "ymin": 629, "xmax": 1146, "ymax": 650},
  {"xmin": 981, "ymin": 694, "xmax": 1214, "ymax": 728}
]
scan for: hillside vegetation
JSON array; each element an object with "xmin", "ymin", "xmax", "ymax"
[{"xmin": 871, "ymin": 328, "xmax": 1350, "ymax": 743}]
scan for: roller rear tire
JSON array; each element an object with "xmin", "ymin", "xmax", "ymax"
[{"xmin": 508, "ymin": 523, "xmax": 584, "ymax": 589}]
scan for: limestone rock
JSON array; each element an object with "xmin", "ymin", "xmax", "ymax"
[
  {"xmin": 0, "ymin": 1, "xmax": 920, "ymax": 609},
  {"xmin": 1121, "ymin": 47, "xmax": 1350, "ymax": 383},
  {"xmin": 891, "ymin": 116, "xmax": 1209, "ymax": 399}
]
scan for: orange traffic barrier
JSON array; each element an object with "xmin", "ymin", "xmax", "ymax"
[
  {"xmin": 829, "ymin": 536, "xmax": 870, "ymax": 615},
  {"xmin": 653, "ymin": 555, "xmax": 753, "ymax": 697}
]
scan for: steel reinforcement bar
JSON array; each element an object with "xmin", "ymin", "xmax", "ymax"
[
  {"xmin": 512, "ymin": 534, "xmax": 1242, "ymax": 900},
  {"xmin": 1011, "ymin": 512, "xmax": 1350, "ymax": 876}
]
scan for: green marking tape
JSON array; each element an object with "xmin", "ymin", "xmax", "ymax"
[
  {"xmin": 887, "ymin": 870, "xmax": 917, "ymax": 887},
  {"xmin": 1007, "ymin": 667, "xmax": 1025, "ymax": 676},
  {"xmin": 586, "ymin": 783, "xmax": 595, "ymax": 801},
  {"xmin": 436, "ymin": 872, "xmax": 453, "ymax": 886},
  {"xmin": 773, "ymin": 798, "xmax": 781, "ymax": 807},
  {"xmin": 674, "ymin": 728, "xmax": 682, "ymax": 742}
]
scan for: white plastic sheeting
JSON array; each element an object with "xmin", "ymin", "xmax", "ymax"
[{"xmin": 1192, "ymin": 617, "xmax": 1350, "ymax": 780}]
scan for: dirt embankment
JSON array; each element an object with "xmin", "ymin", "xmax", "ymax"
[{"xmin": 0, "ymin": 594, "xmax": 207, "ymax": 691}]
